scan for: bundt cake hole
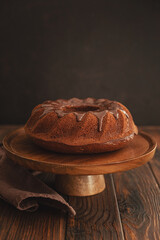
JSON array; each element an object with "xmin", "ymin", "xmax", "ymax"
[{"xmin": 63, "ymin": 105, "xmax": 100, "ymax": 113}]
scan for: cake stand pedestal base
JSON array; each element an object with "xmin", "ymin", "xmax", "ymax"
[{"xmin": 54, "ymin": 174, "xmax": 106, "ymax": 196}]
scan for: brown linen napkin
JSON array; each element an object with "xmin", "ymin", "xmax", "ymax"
[{"xmin": 0, "ymin": 146, "xmax": 76, "ymax": 215}]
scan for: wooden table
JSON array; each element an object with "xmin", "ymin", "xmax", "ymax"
[{"xmin": 0, "ymin": 125, "xmax": 160, "ymax": 240}]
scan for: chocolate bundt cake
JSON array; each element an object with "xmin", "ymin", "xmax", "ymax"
[{"xmin": 25, "ymin": 98, "xmax": 138, "ymax": 154}]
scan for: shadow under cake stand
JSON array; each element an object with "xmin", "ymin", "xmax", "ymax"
[{"xmin": 3, "ymin": 128, "xmax": 156, "ymax": 196}]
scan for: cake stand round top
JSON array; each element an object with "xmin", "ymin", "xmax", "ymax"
[{"xmin": 3, "ymin": 128, "xmax": 156, "ymax": 175}]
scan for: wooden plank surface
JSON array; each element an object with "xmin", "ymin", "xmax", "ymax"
[
  {"xmin": 0, "ymin": 202, "xmax": 66, "ymax": 240},
  {"xmin": 0, "ymin": 125, "xmax": 67, "ymax": 240},
  {"xmin": 113, "ymin": 164, "xmax": 160, "ymax": 240},
  {"xmin": 66, "ymin": 175, "xmax": 124, "ymax": 240},
  {"xmin": 142, "ymin": 127, "xmax": 160, "ymax": 187},
  {"xmin": 113, "ymin": 126, "xmax": 160, "ymax": 240},
  {"xmin": 0, "ymin": 125, "xmax": 160, "ymax": 240}
]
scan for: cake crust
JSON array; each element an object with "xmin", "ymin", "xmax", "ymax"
[{"xmin": 25, "ymin": 98, "xmax": 138, "ymax": 153}]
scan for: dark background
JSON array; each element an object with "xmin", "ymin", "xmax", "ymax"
[{"xmin": 0, "ymin": 0, "xmax": 160, "ymax": 125}]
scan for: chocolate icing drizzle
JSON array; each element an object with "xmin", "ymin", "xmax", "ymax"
[{"xmin": 34, "ymin": 98, "xmax": 129, "ymax": 132}]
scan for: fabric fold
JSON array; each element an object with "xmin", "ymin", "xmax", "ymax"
[{"xmin": 0, "ymin": 146, "xmax": 76, "ymax": 215}]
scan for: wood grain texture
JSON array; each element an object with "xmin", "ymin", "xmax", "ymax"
[
  {"xmin": 113, "ymin": 162, "xmax": 160, "ymax": 240},
  {"xmin": 139, "ymin": 126, "xmax": 160, "ymax": 149},
  {"xmin": 0, "ymin": 199, "xmax": 66, "ymax": 240},
  {"xmin": 54, "ymin": 174, "xmax": 106, "ymax": 196},
  {"xmin": 141, "ymin": 127, "xmax": 160, "ymax": 212},
  {"xmin": 0, "ymin": 125, "xmax": 66, "ymax": 240},
  {"xmin": 3, "ymin": 128, "xmax": 156, "ymax": 175},
  {"xmin": 0, "ymin": 125, "xmax": 160, "ymax": 240},
  {"xmin": 66, "ymin": 175, "xmax": 125, "ymax": 240},
  {"xmin": 113, "ymin": 126, "xmax": 160, "ymax": 239},
  {"xmin": 3, "ymin": 127, "xmax": 156, "ymax": 197}
]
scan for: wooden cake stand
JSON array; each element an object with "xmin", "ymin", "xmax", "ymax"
[{"xmin": 3, "ymin": 128, "xmax": 156, "ymax": 196}]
